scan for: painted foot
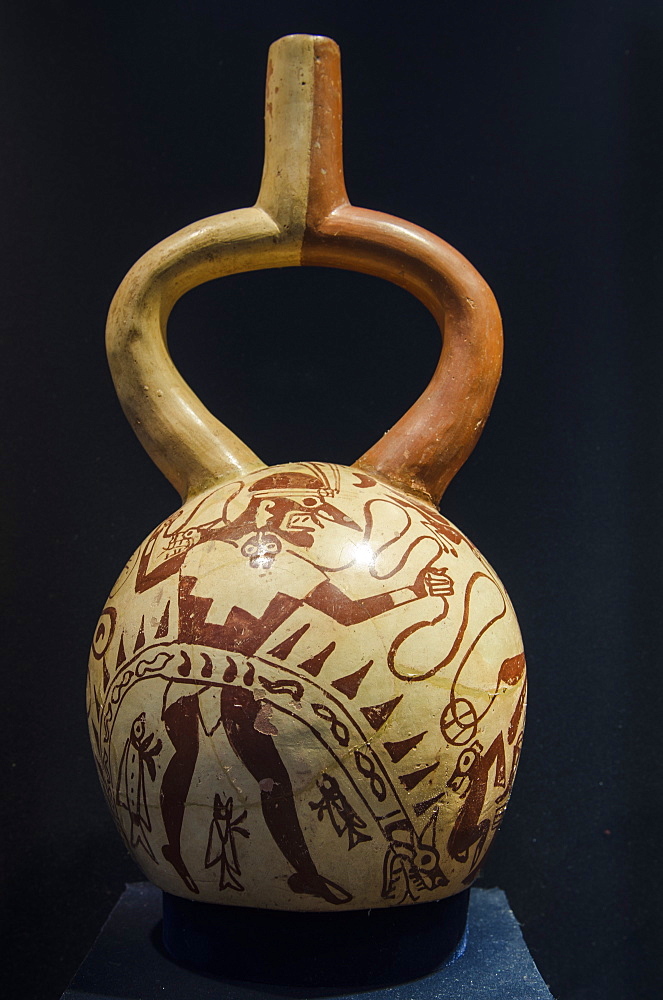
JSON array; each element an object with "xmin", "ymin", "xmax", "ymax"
[
  {"xmin": 287, "ymin": 871, "xmax": 352, "ymax": 905},
  {"xmin": 162, "ymin": 844, "xmax": 199, "ymax": 894}
]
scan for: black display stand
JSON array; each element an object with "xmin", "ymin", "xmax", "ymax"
[
  {"xmin": 161, "ymin": 886, "xmax": 469, "ymax": 986},
  {"xmin": 61, "ymin": 882, "xmax": 554, "ymax": 999}
]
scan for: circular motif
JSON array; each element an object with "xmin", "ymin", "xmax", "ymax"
[
  {"xmin": 440, "ymin": 697, "xmax": 479, "ymax": 746},
  {"xmin": 91, "ymin": 606, "xmax": 117, "ymax": 660}
]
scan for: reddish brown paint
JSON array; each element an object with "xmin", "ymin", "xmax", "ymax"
[
  {"xmin": 301, "ymin": 37, "xmax": 502, "ymax": 506},
  {"xmin": 330, "ymin": 659, "xmax": 374, "ymax": 699}
]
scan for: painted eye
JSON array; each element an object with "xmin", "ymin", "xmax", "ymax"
[{"xmin": 301, "ymin": 497, "xmax": 320, "ymax": 506}]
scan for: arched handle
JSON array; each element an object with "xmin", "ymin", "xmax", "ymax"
[{"xmin": 106, "ymin": 34, "xmax": 502, "ymax": 505}]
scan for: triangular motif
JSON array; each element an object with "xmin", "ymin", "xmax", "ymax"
[
  {"xmin": 115, "ymin": 634, "xmax": 126, "ymax": 669},
  {"xmin": 398, "ymin": 760, "xmax": 440, "ymax": 791},
  {"xmin": 331, "ymin": 660, "xmax": 373, "ymax": 699},
  {"xmin": 298, "ymin": 642, "xmax": 336, "ymax": 677},
  {"xmin": 414, "ymin": 790, "xmax": 445, "ymax": 817},
  {"xmin": 133, "ymin": 616, "xmax": 146, "ymax": 652},
  {"xmin": 267, "ymin": 623, "xmax": 310, "ymax": 660},
  {"xmin": 155, "ymin": 601, "xmax": 170, "ymax": 639},
  {"xmin": 360, "ymin": 695, "xmax": 403, "ymax": 731},
  {"xmin": 383, "ymin": 730, "xmax": 427, "ymax": 763}
]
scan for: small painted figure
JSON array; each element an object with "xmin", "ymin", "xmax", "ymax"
[
  {"xmin": 116, "ymin": 712, "xmax": 162, "ymax": 860},
  {"xmin": 309, "ymin": 773, "xmax": 372, "ymax": 850},
  {"xmin": 204, "ymin": 793, "xmax": 250, "ymax": 892}
]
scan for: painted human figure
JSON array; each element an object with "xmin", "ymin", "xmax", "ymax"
[
  {"xmin": 115, "ymin": 712, "xmax": 162, "ymax": 860},
  {"xmin": 309, "ymin": 773, "xmax": 372, "ymax": 850},
  {"xmin": 204, "ymin": 793, "xmax": 250, "ymax": 892},
  {"xmin": 134, "ymin": 465, "xmax": 454, "ymax": 902},
  {"xmin": 446, "ymin": 733, "xmax": 507, "ymax": 884}
]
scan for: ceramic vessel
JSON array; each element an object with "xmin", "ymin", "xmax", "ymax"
[{"xmin": 87, "ymin": 34, "xmax": 526, "ymax": 912}]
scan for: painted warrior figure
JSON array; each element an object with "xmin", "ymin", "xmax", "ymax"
[{"xmin": 133, "ymin": 464, "xmax": 456, "ymax": 903}]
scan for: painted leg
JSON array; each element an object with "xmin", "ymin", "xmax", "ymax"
[
  {"xmin": 160, "ymin": 692, "xmax": 200, "ymax": 893},
  {"xmin": 462, "ymin": 820, "xmax": 491, "ymax": 885},
  {"xmin": 221, "ymin": 685, "xmax": 352, "ymax": 904}
]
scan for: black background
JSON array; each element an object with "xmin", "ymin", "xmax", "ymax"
[{"xmin": 2, "ymin": 2, "xmax": 662, "ymax": 998}]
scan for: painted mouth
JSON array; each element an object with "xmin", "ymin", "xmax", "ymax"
[{"xmin": 283, "ymin": 512, "xmax": 316, "ymax": 531}]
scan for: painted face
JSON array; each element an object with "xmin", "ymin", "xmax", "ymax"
[
  {"xmin": 447, "ymin": 743, "xmax": 482, "ymax": 793},
  {"xmin": 261, "ymin": 495, "xmax": 361, "ymax": 555},
  {"xmin": 240, "ymin": 531, "xmax": 282, "ymax": 569},
  {"xmin": 131, "ymin": 713, "xmax": 146, "ymax": 742}
]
